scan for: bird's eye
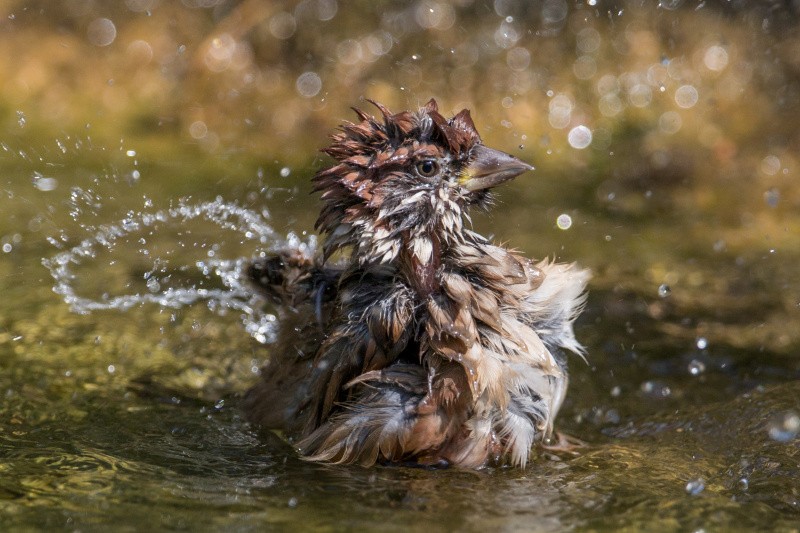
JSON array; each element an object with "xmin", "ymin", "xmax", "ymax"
[{"xmin": 415, "ymin": 160, "xmax": 439, "ymax": 178}]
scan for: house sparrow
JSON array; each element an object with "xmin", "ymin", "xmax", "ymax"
[{"xmin": 244, "ymin": 99, "xmax": 589, "ymax": 468}]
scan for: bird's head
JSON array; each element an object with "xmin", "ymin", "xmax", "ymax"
[{"xmin": 313, "ymin": 99, "xmax": 533, "ymax": 267}]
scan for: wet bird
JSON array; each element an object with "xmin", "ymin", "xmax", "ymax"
[{"xmin": 244, "ymin": 99, "xmax": 589, "ymax": 468}]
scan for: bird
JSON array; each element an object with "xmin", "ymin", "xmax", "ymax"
[{"xmin": 243, "ymin": 99, "xmax": 590, "ymax": 468}]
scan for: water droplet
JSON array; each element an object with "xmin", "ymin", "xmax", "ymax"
[
  {"xmin": 675, "ymin": 85, "xmax": 699, "ymax": 109},
  {"xmin": 567, "ymin": 125, "xmax": 592, "ymax": 149},
  {"xmin": 107, "ymin": 364, "xmax": 116, "ymax": 373},
  {"xmin": 767, "ymin": 411, "xmax": 800, "ymax": 442},
  {"xmin": 316, "ymin": 0, "xmax": 337, "ymax": 21},
  {"xmin": 87, "ymin": 18, "xmax": 117, "ymax": 47},
  {"xmin": 737, "ymin": 478, "xmax": 749, "ymax": 491},
  {"xmin": 696, "ymin": 337, "xmax": 708, "ymax": 350},
  {"xmin": 760, "ymin": 155, "xmax": 781, "ymax": 176},
  {"xmin": 268, "ymin": 12, "xmax": 296, "ymax": 40},
  {"xmin": 506, "ymin": 46, "xmax": 531, "ymax": 72},
  {"xmin": 494, "ymin": 21, "xmax": 520, "ymax": 49},
  {"xmin": 687, "ymin": 360, "xmax": 705, "ymax": 376},
  {"xmin": 685, "ymin": 478, "xmax": 705, "ymax": 495},
  {"xmin": 16, "ymin": 111, "xmax": 25, "ymax": 127},
  {"xmin": 704, "ymin": 45, "xmax": 729, "ymax": 71},
  {"xmin": 658, "ymin": 284, "xmax": 671, "ymax": 298},
  {"xmin": 414, "ymin": 1, "xmax": 455, "ymax": 30},
  {"xmin": 364, "ymin": 30, "xmax": 393, "ymax": 57},
  {"xmin": 541, "ymin": 0, "xmax": 568, "ymax": 24},
  {"xmin": 628, "ymin": 84, "xmax": 652, "ymax": 108},
  {"xmin": 573, "ymin": 55, "xmax": 597, "ymax": 80},
  {"xmin": 610, "ymin": 385, "xmax": 621, "ymax": 397},
  {"xmin": 556, "ymin": 213, "xmax": 573, "ymax": 230},
  {"xmin": 599, "ymin": 94, "xmax": 623, "ymax": 118},
  {"xmin": 296, "ymin": 71, "xmax": 322, "ymax": 98},
  {"xmin": 548, "ymin": 93, "xmax": 572, "ymax": 129},
  {"xmin": 43, "ymin": 198, "xmax": 292, "ymax": 346},
  {"xmin": 32, "ymin": 173, "xmax": 58, "ymax": 192},
  {"xmin": 659, "ymin": 111, "xmax": 682, "ymax": 134},
  {"xmin": 288, "ymin": 497, "xmax": 298, "ymax": 508},
  {"xmin": 577, "ymin": 28, "xmax": 601, "ymax": 54},
  {"xmin": 126, "ymin": 150, "xmax": 137, "ymax": 157},
  {"xmin": 189, "ymin": 121, "xmax": 208, "ymax": 139},
  {"xmin": 640, "ymin": 380, "xmax": 671, "ymax": 398},
  {"xmin": 2, "ymin": 243, "xmax": 12, "ymax": 253}
]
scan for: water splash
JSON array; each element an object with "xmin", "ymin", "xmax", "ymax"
[{"xmin": 43, "ymin": 197, "xmax": 314, "ymax": 344}]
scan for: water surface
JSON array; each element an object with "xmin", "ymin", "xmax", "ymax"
[{"xmin": 1, "ymin": 1, "xmax": 799, "ymax": 530}]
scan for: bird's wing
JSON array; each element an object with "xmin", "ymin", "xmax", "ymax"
[
  {"xmin": 243, "ymin": 251, "xmax": 341, "ymax": 435},
  {"xmin": 303, "ymin": 268, "xmax": 417, "ymax": 433}
]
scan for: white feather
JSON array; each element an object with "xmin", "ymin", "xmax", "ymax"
[{"xmin": 411, "ymin": 236, "xmax": 433, "ymax": 265}]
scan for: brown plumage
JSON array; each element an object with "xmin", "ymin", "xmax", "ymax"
[{"xmin": 243, "ymin": 99, "xmax": 590, "ymax": 468}]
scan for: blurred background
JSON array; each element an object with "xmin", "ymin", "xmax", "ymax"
[{"xmin": 0, "ymin": 0, "xmax": 798, "ymax": 530}]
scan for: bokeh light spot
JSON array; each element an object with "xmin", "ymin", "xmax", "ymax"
[
  {"xmin": 87, "ymin": 18, "xmax": 117, "ymax": 47},
  {"xmin": 704, "ymin": 45, "xmax": 729, "ymax": 71},
  {"xmin": 568, "ymin": 125, "xmax": 593, "ymax": 149},
  {"xmin": 675, "ymin": 85, "xmax": 699, "ymax": 108},
  {"xmin": 296, "ymin": 72, "xmax": 322, "ymax": 98}
]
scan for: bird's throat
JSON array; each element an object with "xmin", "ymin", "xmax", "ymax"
[{"xmin": 406, "ymin": 231, "xmax": 441, "ymax": 298}]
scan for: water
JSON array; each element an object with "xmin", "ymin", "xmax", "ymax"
[
  {"xmin": 2, "ymin": 1, "xmax": 800, "ymax": 530},
  {"xmin": 41, "ymin": 197, "xmax": 312, "ymax": 344},
  {"xmin": 3, "ymin": 155, "xmax": 795, "ymax": 531}
]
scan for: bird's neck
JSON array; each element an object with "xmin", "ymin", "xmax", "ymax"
[
  {"xmin": 399, "ymin": 222, "xmax": 491, "ymax": 299},
  {"xmin": 403, "ymin": 230, "xmax": 442, "ymax": 297},
  {"xmin": 325, "ymin": 195, "xmax": 489, "ymax": 298}
]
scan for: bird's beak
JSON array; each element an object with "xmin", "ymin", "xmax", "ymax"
[{"xmin": 459, "ymin": 144, "xmax": 534, "ymax": 192}]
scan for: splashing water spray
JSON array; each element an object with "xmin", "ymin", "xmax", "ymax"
[{"xmin": 42, "ymin": 197, "xmax": 314, "ymax": 345}]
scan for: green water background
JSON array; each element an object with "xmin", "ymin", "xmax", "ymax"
[{"xmin": 0, "ymin": 1, "xmax": 798, "ymax": 530}]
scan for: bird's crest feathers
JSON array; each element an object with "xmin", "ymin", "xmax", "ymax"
[{"xmin": 320, "ymin": 99, "xmax": 481, "ymax": 165}]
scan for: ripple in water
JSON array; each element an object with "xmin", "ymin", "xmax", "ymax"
[{"xmin": 42, "ymin": 197, "xmax": 314, "ymax": 344}]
